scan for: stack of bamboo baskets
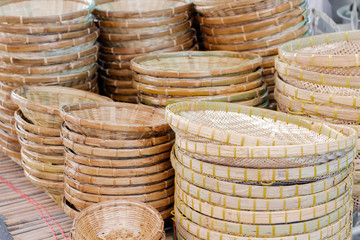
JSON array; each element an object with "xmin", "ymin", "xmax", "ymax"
[
  {"xmin": 275, "ymin": 31, "xmax": 360, "ymax": 210},
  {"xmin": 93, "ymin": 0, "xmax": 197, "ymax": 103},
  {"xmin": 0, "ymin": 0, "xmax": 99, "ymax": 164},
  {"xmin": 130, "ymin": 51, "xmax": 268, "ymax": 108},
  {"xmin": 166, "ymin": 101, "xmax": 355, "ymax": 240},
  {"xmin": 59, "ymin": 102, "xmax": 175, "ymax": 219},
  {"xmin": 193, "ymin": 0, "xmax": 310, "ymax": 109},
  {"xmin": 11, "ymin": 86, "xmax": 111, "ymax": 204}
]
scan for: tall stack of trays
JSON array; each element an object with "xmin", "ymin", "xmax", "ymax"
[
  {"xmin": 192, "ymin": 0, "xmax": 310, "ymax": 109},
  {"xmin": 93, "ymin": 0, "xmax": 197, "ymax": 103},
  {"xmin": 275, "ymin": 31, "xmax": 360, "ymax": 211},
  {"xmin": 11, "ymin": 86, "xmax": 111, "ymax": 204},
  {"xmin": 0, "ymin": 0, "xmax": 99, "ymax": 164},
  {"xmin": 166, "ymin": 101, "xmax": 355, "ymax": 240},
  {"xmin": 130, "ymin": 51, "xmax": 268, "ymax": 108},
  {"xmin": 59, "ymin": 102, "xmax": 175, "ymax": 219}
]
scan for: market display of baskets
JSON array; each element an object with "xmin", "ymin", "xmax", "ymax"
[
  {"xmin": 59, "ymin": 102, "xmax": 174, "ymax": 219},
  {"xmin": 0, "ymin": 0, "xmax": 99, "ymax": 166},
  {"xmin": 130, "ymin": 51, "xmax": 268, "ymax": 107},
  {"xmin": 192, "ymin": 0, "xmax": 310, "ymax": 109},
  {"xmin": 70, "ymin": 200, "xmax": 165, "ymax": 240},
  {"xmin": 11, "ymin": 86, "xmax": 112, "ymax": 204},
  {"xmin": 93, "ymin": 0, "xmax": 197, "ymax": 103},
  {"xmin": 275, "ymin": 30, "xmax": 360, "ymax": 210},
  {"xmin": 166, "ymin": 101, "xmax": 355, "ymax": 240}
]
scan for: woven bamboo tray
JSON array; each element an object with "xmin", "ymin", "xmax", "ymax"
[
  {"xmin": 103, "ymin": 93, "xmax": 139, "ymax": 103},
  {"xmin": 0, "ymin": 135, "xmax": 20, "ymax": 152},
  {"xmin": 97, "ymin": 11, "xmax": 191, "ymax": 29},
  {"xmin": 196, "ymin": 0, "xmax": 304, "ymax": 25},
  {"xmin": 22, "ymin": 159, "xmax": 64, "ymax": 181},
  {"xmin": 0, "ymin": 128, "xmax": 18, "ymax": 144},
  {"xmin": 175, "ymin": 192, "xmax": 351, "ymax": 235},
  {"xmin": 275, "ymin": 74, "xmax": 360, "ymax": 108},
  {"xmin": 65, "ymin": 164, "xmax": 174, "ymax": 186},
  {"xmin": 60, "ymin": 102, "xmax": 170, "ymax": 139},
  {"xmin": 99, "ymin": 59, "xmax": 131, "ymax": 70},
  {"xmin": 15, "ymin": 124, "xmax": 62, "ymax": 146},
  {"xmin": 165, "ymin": 101, "xmax": 356, "ymax": 152},
  {"xmin": 99, "ymin": 67, "xmax": 134, "ymax": 79},
  {"xmin": 11, "ymin": 86, "xmax": 112, "ymax": 129},
  {"xmin": 0, "ymin": 0, "xmax": 94, "ymax": 24},
  {"xmin": 65, "ymin": 174, "xmax": 174, "ymax": 195},
  {"xmin": 99, "ymin": 30, "xmax": 196, "ymax": 54},
  {"xmin": 65, "ymin": 147, "xmax": 171, "ymax": 168},
  {"xmin": 19, "ymin": 137, "xmax": 64, "ymax": 155},
  {"xmin": 203, "ymin": 23, "xmax": 309, "ymax": 51},
  {"xmin": 101, "ymin": 77, "xmax": 133, "ymax": 89},
  {"xmin": 200, "ymin": 4, "xmax": 307, "ymax": 35},
  {"xmin": 175, "ymin": 166, "xmax": 352, "ymax": 211},
  {"xmin": 134, "ymin": 78, "xmax": 262, "ymax": 97},
  {"xmin": 103, "ymin": 86, "xmax": 138, "ymax": 95},
  {"xmin": 0, "ymin": 30, "xmax": 99, "ymax": 53},
  {"xmin": 94, "ymin": 0, "xmax": 192, "ymax": 19},
  {"xmin": 202, "ymin": 12, "xmax": 308, "ymax": 44},
  {"xmin": 275, "ymin": 57, "xmax": 360, "ymax": 88},
  {"xmin": 22, "ymin": 148, "xmax": 64, "ymax": 165},
  {"xmin": 131, "ymin": 51, "xmax": 262, "ymax": 78},
  {"xmin": 62, "ymin": 123, "xmax": 174, "ymax": 148},
  {"xmin": 279, "ymin": 30, "xmax": 360, "ymax": 67}
]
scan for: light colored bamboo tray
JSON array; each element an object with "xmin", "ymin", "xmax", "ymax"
[
  {"xmin": 19, "ymin": 137, "xmax": 64, "ymax": 155},
  {"xmin": 60, "ymin": 102, "xmax": 171, "ymax": 139},
  {"xmin": 94, "ymin": 0, "xmax": 192, "ymax": 19},
  {"xmin": 21, "ymin": 150, "xmax": 64, "ymax": 173},
  {"xmin": 22, "ymin": 159, "xmax": 64, "ymax": 181},
  {"xmin": 15, "ymin": 123, "xmax": 62, "ymax": 146},
  {"xmin": 22, "ymin": 147, "xmax": 64, "ymax": 165},
  {"xmin": 175, "ymin": 167, "xmax": 352, "ymax": 211},
  {"xmin": 165, "ymin": 101, "xmax": 356, "ymax": 154},
  {"xmin": 65, "ymin": 147, "xmax": 171, "ymax": 168},
  {"xmin": 131, "ymin": 51, "xmax": 262, "ymax": 78},
  {"xmin": 200, "ymin": 3, "xmax": 307, "ymax": 36},
  {"xmin": 0, "ymin": 128, "xmax": 18, "ymax": 144},
  {"xmin": 196, "ymin": 0, "xmax": 304, "ymax": 26},
  {"xmin": 279, "ymin": 30, "xmax": 360, "ymax": 67}
]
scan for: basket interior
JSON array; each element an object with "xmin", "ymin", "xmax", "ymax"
[
  {"xmin": 74, "ymin": 204, "xmax": 162, "ymax": 240},
  {"xmin": 177, "ymin": 109, "xmax": 335, "ymax": 144},
  {"xmin": 67, "ymin": 105, "xmax": 166, "ymax": 127},
  {"xmin": 134, "ymin": 54, "xmax": 258, "ymax": 72},
  {"xmin": 0, "ymin": 0, "xmax": 92, "ymax": 17},
  {"xmin": 96, "ymin": 0, "xmax": 185, "ymax": 13}
]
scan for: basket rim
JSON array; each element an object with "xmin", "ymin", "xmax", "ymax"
[
  {"xmin": 165, "ymin": 101, "xmax": 357, "ymax": 157},
  {"xmin": 0, "ymin": 0, "xmax": 95, "ymax": 24},
  {"xmin": 60, "ymin": 101, "xmax": 170, "ymax": 132},
  {"xmin": 279, "ymin": 30, "xmax": 360, "ymax": 67},
  {"xmin": 11, "ymin": 86, "xmax": 112, "ymax": 115},
  {"xmin": 94, "ymin": 0, "xmax": 192, "ymax": 18},
  {"xmin": 130, "ymin": 51, "xmax": 262, "ymax": 78},
  {"xmin": 15, "ymin": 123, "xmax": 62, "ymax": 146}
]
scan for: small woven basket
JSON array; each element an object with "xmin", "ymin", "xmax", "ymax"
[{"xmin": 69, "ymin": 200, "xmax": 164, "ymax": 240}]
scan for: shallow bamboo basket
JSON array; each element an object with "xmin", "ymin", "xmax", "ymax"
[
  {"xmin": 279, "ymin": 30, "xmax": 360, "ymax": 68},
  {"xmin": 22, "ymin": 147, "xmax": 64, "ymax": 165},
  {"xmin": 11, "ymin": 86, "xmax": 112, "ymax": 129},
  {"xmin": 19, "ymin": 137, "xmax": 64, "ymax": 155},
  {"xmin": 22, "ymin": 159, "xmax": 64, "ymax": 181},
  {"xmin": 60, "ymin": 102, "xmax": 171, "ymax": 140},
  {"xmin": 15, "ymin": 124, "xmax": 62, "ymax": 146}
]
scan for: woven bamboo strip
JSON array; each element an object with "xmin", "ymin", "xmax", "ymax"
[
  {"xmin": 22, "ymin": 160, "xmax": 64, "ymax": 182},
  {"xmin": 15, "ymin": 124, "xmax": 62, "ymax": 146},
  {"xmin": 22, "ymin": 152, "xmax": 64, "ymax": 173},
  {"xmin": 22, "ymin": 148, "xmax": 64, "ymax": 165}
]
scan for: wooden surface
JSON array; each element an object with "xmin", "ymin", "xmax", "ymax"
[{"xmin": 0, "ymin": 153, "xmax": 174, "ymax": 240}]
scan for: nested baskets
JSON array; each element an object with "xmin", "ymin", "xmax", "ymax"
[
  {"xmin": 0, "ymin": 0, "xmax": 99, "ymax": 167},
  {"xmin": 70, "ymin": 200, "xmax": 165, "ymax": 240},
  {"xmin": 165, "ymin": 101, "xmax": 355, "ymax": 240},
  {"xmin": 93, "ymin": 0, "xmax": 197, "ymax": 103},
  {"xmin": 130, "ymin": 51, "xmax": 268, "ymax": 108},
  {"xmin": 275, "ymin": 30, "xmax": 360, "ymax": 210},
  {"xmin": 59, "ymin": 102, "xmax": 175, "ymax": 219},
  {"xmin": 11, "ymin": 86, "xmax": 112, "ymax": 205},
  {"xmin": 192, "ymin": 0, "xmax": 310, "ymax": 109}
]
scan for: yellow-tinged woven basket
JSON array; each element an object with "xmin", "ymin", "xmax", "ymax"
[{"xmin": 69, "ymin": 200, "xmax": 164, "ymax": 240}]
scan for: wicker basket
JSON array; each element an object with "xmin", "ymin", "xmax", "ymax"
[
  {"xmin": 69, "ymin": 200, "xmax": 164, "ymax": 240},
  {"xmin": 11, "ymin": 86, "xmax": 112, "ymax": 128}
]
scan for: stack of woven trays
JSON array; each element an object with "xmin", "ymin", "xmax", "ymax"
[
  {"xmin": 166, "ymin": 101, "xmax": 355, "ymax": 240},
  {"xmin": 11, "ymin": 86, "xmax": 111, "ymax": 204},
  {"xmin": 0, "ymin": 0, "xmax": 99, "ymax": 163},
  {"xmin": 130, "ymin": 51, "xmax": 268, "ymax": 108},
  {"xmin": 193, "ymin": 0, "xmax": 310, "ymax": 109},
  {"xmin": 93, "ymin": 0, "xmax": 197, "ymax": 103},
  {"xmin": 275, "ymin": 30, "xmax": 360, "ymax": 211},
  {"xmin": 59, "ymin": 102, "xmax": 175, "ymax": 219}
]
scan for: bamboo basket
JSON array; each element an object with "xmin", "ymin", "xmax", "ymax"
[
  {"xmin": 15, "ymin": 123, "xmax": 62, "ymax": 146},
  {"xmin": 279, "ymin": 30, "xmax": 360, "ymax": 67},
  {"xmin": 69, "ymin": 200, "xmax": 164, "ymax": 240},
  {"xmin": 22, "ymin": 159, "xmax": 64, "ymax": 181},
  {"xmin": 22, "ymin": 147, "xmax": 64, "ymax": 165},
  {"xmin": 11, "ymin": 86, "xmax": 112, "ymax": 128},
  {"xmin": 19, "ymin": 137, "xmax": 64, "ymax": 155},
  {"xmin": 60, "ymin": 102, "xmax": 171, "ymax": 139}
]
